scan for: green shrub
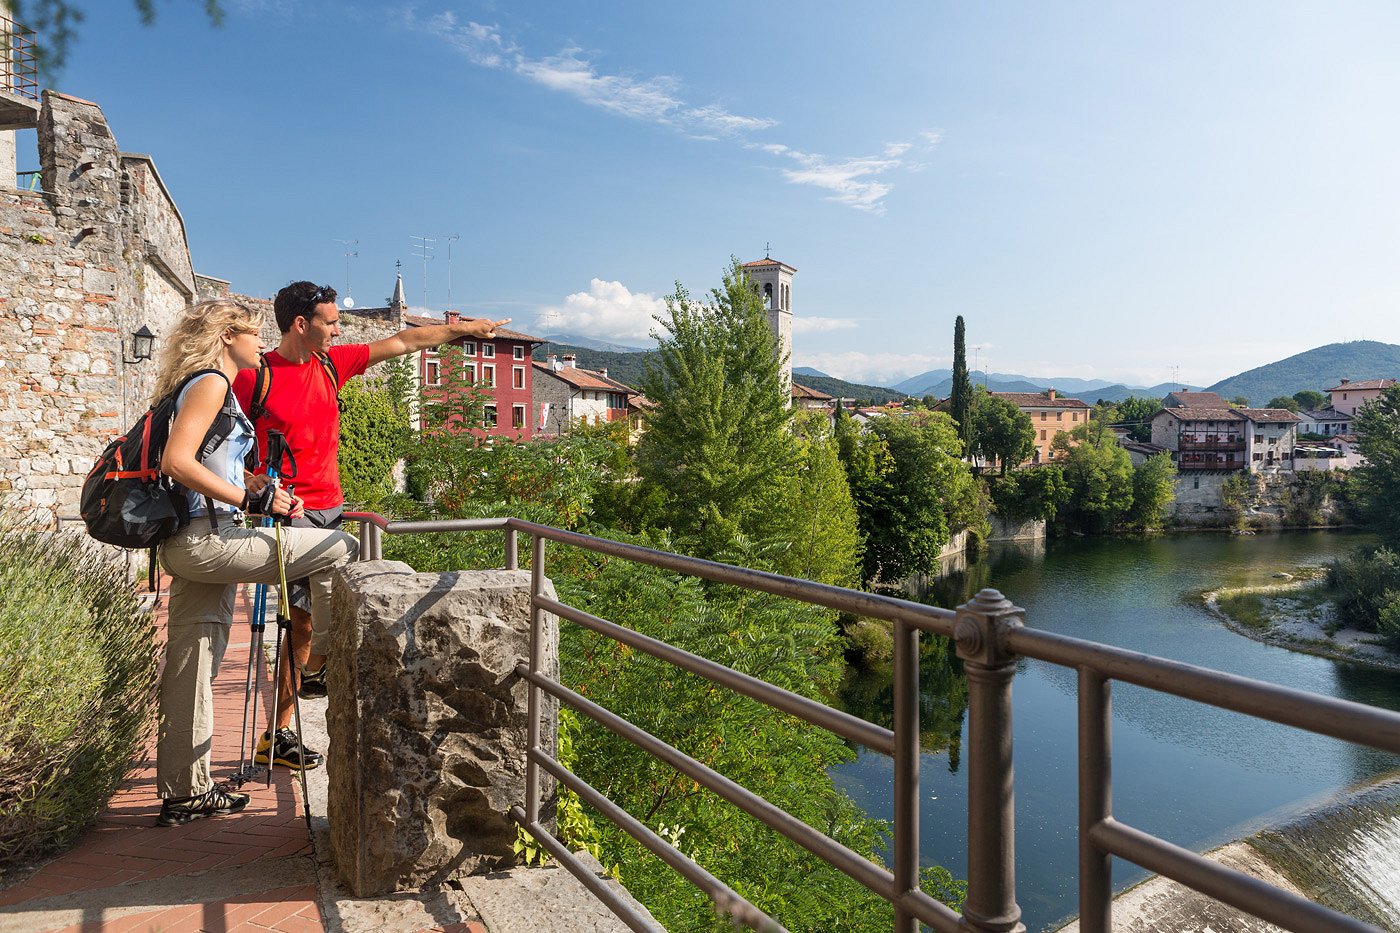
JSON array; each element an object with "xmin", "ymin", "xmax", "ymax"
[
  {"xmin": 1327, "ymin": 546, "xmax": 1400, "ymax": 642},
  {"xmin": 0, "ymin": 521, "xmax": 158, "ymax": 872}
]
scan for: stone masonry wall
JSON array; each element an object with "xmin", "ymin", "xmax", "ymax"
[{"xmin": 0, "ymin": 91, "xmax": 196, "ymax": 522}]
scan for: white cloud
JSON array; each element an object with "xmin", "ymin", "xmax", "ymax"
[
  {"xmin": 402, "ymin": 8, "xmax": 938, "ymax": 212},
  {"xmin": 792, "ymin": 317, "xmax": 858, "ymax": 334},
  {"xmin": 534, "ymin": 279, "xmax": 665, "ymax": 343},
  {"xmin": 795, "ymin": 350, "xmax": 947, "ymax": 386}
]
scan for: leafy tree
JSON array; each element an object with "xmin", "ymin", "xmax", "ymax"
[
  {"xmin": 10, "ymin": 0, "xmax": 224, "ymax": 76},
  {"xmin": 764, "ymin": 412, "xmax": 863, "ymax": 586},
  {"xmin": 1053, "ymin": 422, "xmax": 1134, "ymax": 534},
  {"xmin": 969, "ymin": 391, "xmax": 1035, "ymax": 474},
  {"xmin": 1294, "ymin": 389, "xmax": 1328, "ymax": 411},
  {"xmin": 987, "ymin": 466, "xmax": 1070, "ymax": 524},
  {"xmin": 1351, "ymin": 384, "xmax": 1400, "ymax": 544},
  {"xmin": 1265, "ymin": 396, "xmax": 1301, "ymax": 412},
  {"xmin": 949, "ymin": 316, "xmax": 972, "ymax": 442},
  {"xmin": 844, "ymin": 412, "xmax": 982, "ymax": 583},
  {"xmin": 1112, "ymin": 396, "xmax": 1163, "ymax": 442},
  {"xmin": 337, "ymin": 377, "xmax": 410, "ymax": 509},
  {"xmin": 1125, "ymin": 453, "xmax": 1177, "ymax": 530},
  {"xmin": 1229, "ymin": 395, "xmax": 1250, "ymax": 407},
  {"xmin": 635, "ymin": 259, "xmax": 798, "ymax": 561}
]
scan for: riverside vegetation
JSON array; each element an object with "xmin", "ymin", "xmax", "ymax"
[{"xmin": 329, "ymin": 258, "xmax": 1192, "ymax": 929}]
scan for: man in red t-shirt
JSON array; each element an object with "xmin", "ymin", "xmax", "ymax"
[{"xmin": 233, "ymin": 281, "xmax": 508, "ymax": 768}]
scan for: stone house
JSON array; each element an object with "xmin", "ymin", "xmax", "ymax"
[
  {"xmin": 1296, "ymin": 407, "xmax": 1352, "ymax": 437},
  {"xmin": 532, "ymin": 355, "xmax": 636, "ymax": 437},
  {"xmin": 1149, "ymin": 405, "xmax": 1299, "ymax": 473}
]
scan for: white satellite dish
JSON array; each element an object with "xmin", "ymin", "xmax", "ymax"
[{"xmin": 343, "ymin": 296, "xmax": 355, "ymax": 309}]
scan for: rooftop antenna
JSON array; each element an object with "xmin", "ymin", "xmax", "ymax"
[
  {"xmin": 972, "ymin": 345, "xmax": 986, "ymax": 388},
  {"xmin": 1171, "ymin": 365, "xmax": 1180, "ymax": 389},
  {"xmin": 410, "ymin": 235, "xmax": 435, "ymax": 310},
  {"xmin": 440, "ymin": 234, "xmax": 460, "ymax": 307},
  {"xmin": 334, "ymin": 238, "xmax": 358, "ymax": 308}
]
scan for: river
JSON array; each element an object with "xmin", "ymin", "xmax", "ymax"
[{"xmin": 830, "ymin": 530, "xmax": 1400, "ymax": 932}]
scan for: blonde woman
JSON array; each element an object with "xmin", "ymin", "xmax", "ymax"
[{"xmin": 153, "ymin": 300, "xmax": 358, "ymax": 826}]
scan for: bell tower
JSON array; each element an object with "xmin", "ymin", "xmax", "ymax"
[{"xmin": 740, "ymin": 255, "xmax": 795, "ymax": 399}]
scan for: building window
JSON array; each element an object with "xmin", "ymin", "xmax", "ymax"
[
  {"xmin": 463, "ymin": 341, "xmax": 476, "ymax": 355},
  {"xmin": 608, "ymin": 392, "xmax": 627, "ymax": 409},
  {"xmin": 513, "ymin": 366, "xmax": 525, "ymax": 389},
  {"xmin": 1254, "ymin": 434, "xmax": 1264, "ymax": 444},
  {"xmin": 513, "ymin": 345, "xmax": 525, "ymax": 360},
  {"xmin": 483, "ymin": 404, "xmax": 498, "ymax": 428},
  {"xmin": 1056, "ymin": 411, "xmax": 1063, "ymax": 421},
  {"xmin": 424, "ymin": 352, "xmax": 440, "ymax": 386},
  {"xmin": 512, "ymin": 404, "xmax": 526, "ymax": 428},
  {"xmin": 483, "ymin": 364, "xmax": 495, "ymax": 387},
  {"xmin": 1072, "ymin": 412, "xmax": 1078, "ymax": 422},
  {"xmin": 1041, "ymin": 411, "xmax": 1047, "ymax": 421},
  {"xmin": 1253, "ymin": 452, "xmax": 1262, "ymax": 461},
  {"xmin": 465, "ymin": 362, "xmax": 475, "ymax": 383},
  {"xmin": 1040, "ymin": 429, "xmax": 1046, "ymax": 440},
  {"xmin": 482, "ymin": 344, "xmax": 495, "ymax": 358}
]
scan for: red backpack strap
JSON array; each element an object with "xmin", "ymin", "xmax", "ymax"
[{"xmin": 314, "ymin": 350, "xmax": 345, "ymax": 412}]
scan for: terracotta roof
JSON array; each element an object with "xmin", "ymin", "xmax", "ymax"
[
  {"xmin": 1326, "ymin": 378, "xmax": 1397, "ymax": 392},
  {"xmin": 990, "ymin": 391, "xmax": 1091, "ymax": 409},
  {"xmin": 791, "ymin": 381, "xmax": 833, "ymax": 401},
  {"xmin": 740, "ymin": 257, "xmax": 797, "ymax": 272},
  {"xmin": 1235, "ymin": 408, "xmax": 1301, "ymax": 424},
  {"xmin": 404, "ymin": 313, "xmax": 544, "ymax": 344},
  {"xmin": 532, "ymin": 360, "xmax": 637, "ymax": 394},
  {"xmin": 1152, "ymin": 407, "xmax": 1244, "ymax": 422}
]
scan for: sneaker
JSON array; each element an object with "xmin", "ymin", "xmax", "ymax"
[
  {"xmin": 298, "ymin": 663, "xmax": 328, "ymax": 700},
  {"xmin": 157, "ymin": 782, "xmax": 250, "ymax": 826},
  {"xmin": 254, "ymin": 728, "xmax": 324, "ymax": 770}
]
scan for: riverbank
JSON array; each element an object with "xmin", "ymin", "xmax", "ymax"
[{"xmin": 1203, "ymin": 575, "xmax": 1400, "ymax": 673}]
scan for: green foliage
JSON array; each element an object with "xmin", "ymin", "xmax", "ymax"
[
  {"xmin": 843, "ymin": 412, "xmax": 982, "ymax": 583},
  {"xmin": 1126, "ymin": 453, "xmax": 1177, "ymax": 530},
  {"xmin": 1052, "ymin": 422, "xmax": 1135, "ymax": 534},
  {"xmin": 1328, "ymin": 546, "xmax": 1400, "ymax": 649},
  {"xmin": 949, "ymin": 316, "xmax": 972, "ymax": 443},
  {"xmin": 1280, "ymin": 470, "xmax": 1343, "ymax": 527},
  {"xmin": 987, "ymin": 466, "xmax": 1070, "ymax": 523},
  {"xmin": 1265, "ymin": 396, "xmax": 1301, "ymax": 412},
  {"xmin": 1104, "ymin": 396, "xmax": 1163, "ymax": 442},
  {"xmin": 635, "ymin": 259, "xmax": 799, "ymax": 561},
  {"xmin": 0, "ymin": 520, "xmax": 158, "ymax": 870},
  {"xmin": 1220, "ymin": 472, "xmax": 1252, "ymax": 529},
  {"xmin": 337, "ymin": 377, "xmax": 410, "ymax": 510},
  {"xmin": 1229, "ymin": 395, "xmax": 1251, "ymax": 407},
  {"xmin": 1293, "ymin": 390, "xmax": 1328, "ymax": 411},
  {"xmin": 762, "ymin": 412, "xmax": 863, "ymax": 587},
  {"xmin": 556, "ymin": 547, "xmax": 965, "ymax": 929},
  {"xmin": 1351, "ymin": 385, "xmax": 1400, "ymax": 545},
  {"xmin": 969, "ymin": 390, "xmax": 1035, "ymax": 473}
]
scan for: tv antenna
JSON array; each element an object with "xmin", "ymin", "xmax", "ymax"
[
  {"xmin": 410, "ymin": 235, "xmax": 435, "ymax": 309},
  {"xmin": 972, "ymin": 345, "xmax": 986, "ymax": 387},
  {"xmin": 1171, "ymin": 365, "xmax": 1180, "ymax": 388},
  {"xmin": 440, "ymin": 234, "xmax": 460, "ymax": 307},
  {"xmin": 334, "ymin": 238, "xmax": 358, "ymax": 308}
]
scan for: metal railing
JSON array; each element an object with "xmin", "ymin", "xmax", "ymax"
[
  {"xmin": 346, "ymin": 511, "xmax": 1400, "ymax": 933},
  {"xmin": 15, "ymin": 170, "xmax": 41, "ymax": 191},
  {"xmin": 1, "ymin": 15, "xmax": 38, "ymax": 101}
]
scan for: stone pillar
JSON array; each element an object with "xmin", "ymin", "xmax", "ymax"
[{"xmin": 326, "ymin": 560, "xmax": 559, "ymax": 897}]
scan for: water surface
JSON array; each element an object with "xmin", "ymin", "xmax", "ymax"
[{"xmin": 831, "ymin": 531, "xmax": 1400, "ymax": 932}]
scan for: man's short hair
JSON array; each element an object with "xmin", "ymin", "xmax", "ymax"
[{"xmin": 273, "ymin": 281, "xmax": 338, "ymax": 333}]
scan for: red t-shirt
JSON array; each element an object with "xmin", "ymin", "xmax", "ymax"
[{"xmin": 232, "ymin": 344, "xmax": 370, "ymax": 510}]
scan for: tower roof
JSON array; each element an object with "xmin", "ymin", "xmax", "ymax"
[
  {"xmin": 742, "ymin": 258, "xmax": 797, "ymax": 273},
  {"xmin": 390, "ymin": 272, "xmax": 406, "ymax": 310}
]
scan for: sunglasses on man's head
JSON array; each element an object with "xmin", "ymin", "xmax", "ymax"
[{"xmin": 306, "ymin": 285, "xmax": 335, "ymax": 307}]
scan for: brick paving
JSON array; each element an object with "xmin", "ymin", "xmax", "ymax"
[{"xmin": 0, "ymin": 587, "xmax": 486, "ymax": 933}]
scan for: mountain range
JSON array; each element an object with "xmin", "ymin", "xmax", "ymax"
[{"xmin": 539, "ymin": 340, "xmax": 1400, "ymax": 409}]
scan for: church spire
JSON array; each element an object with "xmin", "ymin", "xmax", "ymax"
[{"xmin": 390, "ymin": 260, "xmax": 407, "ymax": 311}]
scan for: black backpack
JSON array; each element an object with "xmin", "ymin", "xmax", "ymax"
[{"xmin": 80, "ymin": 369, "xmax": 243, "ymax": 551}]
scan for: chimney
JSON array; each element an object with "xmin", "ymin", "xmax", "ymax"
[
  {"xmin": 562, "ymin": 354, "xmax": 577, "ymax": 369},
  {"xmin": 547, "ymin": 354, "xmax": 560, "ymax": 371},
  {"xmin": 445, "ymin": 310, "xmax": 460, "ymax": 323},
  {"xmin": 600, "ymin": 368, "xmax": 608, "ymax": 379},
  {"xmin": 1340, "ymin": 378, "xmax": 1350, "ymax": 385},
  {"xmin": 1046, "ymin": 388, "xmax": 1057, "ymax": 400}
]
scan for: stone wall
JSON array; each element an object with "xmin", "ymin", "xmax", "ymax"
[
  {"xmin": 327, "ymin": 561, "xmax": 559, "ymax": 897},
  {"xmin": 0, "ymin": 91, "xmax": 195, "ymax": 522},
  {"xmin": 988, "ymin": 515, "xmax": 1046, "ymax": 542},
  {"xmin": 1169, "ymin": 470, "xmax": 1347, "ymax": 528}
]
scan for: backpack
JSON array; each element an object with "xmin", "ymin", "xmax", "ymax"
[
  {"xmin": 248, "ymin": 350, "xmax": 344, "ymax": 420},
  {"xmin": 80, "ymin": 369, "xmax": 243, "ymax": 552}
]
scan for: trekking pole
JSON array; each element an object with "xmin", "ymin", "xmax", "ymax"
[
  {"xmin": 272, "ymin": 486, "xmax": 314, "ymax": 832},
  {"xmin": 232, "ymin": 581, "xmax": 267, "ymax": 786}
]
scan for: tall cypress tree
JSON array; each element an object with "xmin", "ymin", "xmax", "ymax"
[{"xmin": 950, "ymin": 315, "xmax": 972, "ymax": 441}]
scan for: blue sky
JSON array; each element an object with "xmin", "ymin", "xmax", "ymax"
[{"xmin": 38, "ymin": 0, "xmax": 1400, "ymax": 387}]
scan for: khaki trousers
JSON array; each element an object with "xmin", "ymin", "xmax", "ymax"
[{"xmin": 155, "ymin": 517, "xmax": 358, "ymax": 799}]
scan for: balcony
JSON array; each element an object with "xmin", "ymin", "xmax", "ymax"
[{"xmin": 1178, "ymin": 437, "xmax": 1245, "ymax": 452}]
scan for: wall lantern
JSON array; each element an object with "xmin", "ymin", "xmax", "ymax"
[{"xmin": 126, "ymin": 325, "xmax": 156, "ymax": 364}]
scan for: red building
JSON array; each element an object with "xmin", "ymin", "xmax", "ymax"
[{"xmin": 408, "ymin": 312, "xmax": 545, "ymax": 441}]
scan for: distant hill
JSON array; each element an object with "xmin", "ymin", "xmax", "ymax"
[
  {"xmin": 793, "ymin": 366, "xmax": 831, "ymax": 378},
  {"xmin": 894, "ymin": 368, "xmax": 1186, "ymax": 402},
  {"xmin": 536, "ymin": 342, "xmax": 904, "ymax": 403},
  {"xmin": 540, "ymin": 333, "xmax": 651, "ymax": 353},
  {"xmin": 1208, "ymin": 340, "xmax": 1400, "ymax": 406}
]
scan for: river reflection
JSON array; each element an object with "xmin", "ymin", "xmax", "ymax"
[{"xmin": 831, "ymin": 530, "xmax": 1400, "ymax": 932}]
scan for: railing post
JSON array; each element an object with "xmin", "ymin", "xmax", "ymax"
[
  {"xmin": 1078, "ymin": 668, "xmax": 1112, "ymax": 933},
  {"xmin": 525, "ymin": 534, "xmax": 545, "ymax": 825},
  {"xmin": 892, "ymin": 619, "xmax": 920, "ymax": 933},
  {"xmin": 505, "ymin": 526, "xmax": 518, "ymax": 571},
  {"xmin": 359, "ymin": 521, "xmax": 381, "ymax": 562},
  {"xmin": 954, "ymin": 589, "xmax": 1027, "ymax": 933}
]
